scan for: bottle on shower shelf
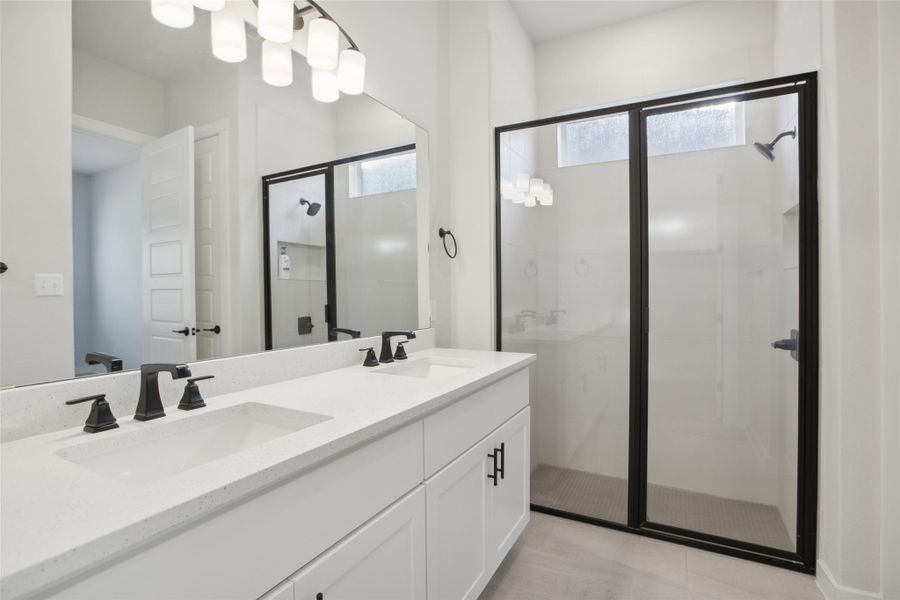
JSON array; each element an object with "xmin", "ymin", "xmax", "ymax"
[{"xmin": 279, "ymin": 245, "xmax": 291, "ymax": 279}]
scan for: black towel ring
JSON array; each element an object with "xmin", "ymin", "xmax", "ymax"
[{"xmin": 438, "ymin": 228, "xmax": 458, "ymax": 259}]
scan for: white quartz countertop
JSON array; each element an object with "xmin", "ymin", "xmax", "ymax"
[{"xmin": 0, "ymin": 348, "xmax": 534, "ymax": 599}]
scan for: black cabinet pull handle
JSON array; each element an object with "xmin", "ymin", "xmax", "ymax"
[
  {"xmin": 201, "ymin": 325, "xmax": 221, "ymax": 334},
  {"xmin": 497, "ymin": 442, "xmax": 506, "ymax": 479},
  {"xmin": 172, "ymin": 326, "xmax": 190, "ymax": 336},
  {"xmin": 487, "ymin": 449, "xmax": 499, "ymax": 486}
]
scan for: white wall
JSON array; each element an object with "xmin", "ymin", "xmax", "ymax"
[
  {"xmin": 0, "ymin": 0, "xmax": 74, "ymax": 387},
  {"xmin": 73, "ymin": 50, "xmax": 166, "ymax": 137},
  {"xmin": 87, "ymin": 162, "xmax": 143, "ymax": 371},
  {"xmin": 535, "ymin": 0, "xmax": 775, "ymax": 116},
  {"xmin": 72, "ymin": 174, "xmax": 94, "ymax": 375},
  {"xmin": 811, "ymin": 2, "xmax": 900, "ymax": 598}
]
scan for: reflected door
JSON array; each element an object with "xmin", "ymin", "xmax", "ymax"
[{"xmin": 643, "ymin": 92, "xmax": 805, "ymax": 553}]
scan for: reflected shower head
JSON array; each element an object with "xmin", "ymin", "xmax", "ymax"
[
  {"xmin": 299, "ymin": 198, "xmax": 321, "ymax": 216},
  {"xmin": 754, "ymin": 127, "xmax": 796, "ymax": 162}
]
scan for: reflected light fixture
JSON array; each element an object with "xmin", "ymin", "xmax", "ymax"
[
  {"xmin": 262, "ymin": 40, "xmax": 293, "ymax": 86},
  {"xmin": 152, "ymin": 0, "xmax": 365, "ymax": 103},
  {"xmin": 312, "ymin": 68, "xmax": 339, "ymax": 103},
  {"xmin": 502, "ymin": 175, "xmax": 554, "ymax": 207},
  {"xmin": 192, "ymin": 0, "xmax": 225, "ymax": 11},
  {"xmin": 151, "ymin": 0, "xmax": 194, "ymax": 28},
  {"xmin": 210, "ymin": 9, "xmax": 247, "ymax": 63}
]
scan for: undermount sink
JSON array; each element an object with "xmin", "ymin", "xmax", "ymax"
[
  {"xmin": 375, "ymin": 357, "xmax": 474, "ymax": 379},
  {"xmin": 56, "ymin": 403, "xmax": 331, "ymax": 484}
]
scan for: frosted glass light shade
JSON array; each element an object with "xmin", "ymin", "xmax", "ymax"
[
  {"xmin": 257, "ymin": 0, "xmax": 293, "ymax": 44},
  {"xmin": 311, "ymin": 68, "xmax": 339, "ymax": 103},
  {"xmin": 539, "ymin": 188, "xmax": 554, "ymax": 206},
  {"xmin": 510, "ymin": 190, "xmax": 526, "ymax": 204},
  {"xmin": 262, "ymin": 40, "xmax": 293, "ymax": 86},
  {"xmin": 500, "ymin": 179, "xmax": 514, "ymax": 198},
  {"xmin": 193, "ymin": 0, "xmax": 224, "ymax": 10},
  {"xmin": 151, "ymin": 0, "xmax": 194, "ymax": 28},
  {"xmin": 337, "ymin": 49, "xmax": 366, "ymax": 95},
  {"xmin": 210, "ymin": 10, "xmax": 246, "ymax": 63},
  {"xmin": 307, "ymin": 18, "xmax": 340, "ymax": 70},
  {"xmin": 529, "ymin": 178, "xmax": 544, "ymax": 195},
  {"xmin": 514, "ymin": 174, "xmax": 530, "ymax": 192},
  {"xmin": 524, "ymin": 195, "xmax": 537, "ymax": 208}
]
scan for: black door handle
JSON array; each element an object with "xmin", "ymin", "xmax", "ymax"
[
  {"xmin": 201, "ymin": 325, "xmax": 221, "ymax": 334},
  {"xmin": 172, "ymin": 327, "xmax": 190, "ymax": 336},
  {"xmin": 771, "ymin": 329, "xmax": 799, "ymax": 361}
]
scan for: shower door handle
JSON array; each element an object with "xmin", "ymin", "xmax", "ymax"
[{"xmin": 771, "ymin": 329, "xmax": 799, "ymax": 361}]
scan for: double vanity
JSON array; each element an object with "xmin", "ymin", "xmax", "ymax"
[{"xmin": 1, "ymin": 344, "xmax": 534, "ymax": 600}]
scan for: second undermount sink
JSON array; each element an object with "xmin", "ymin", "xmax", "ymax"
[
  {"xmin": 375, "ymin": 357, "xmax": 474, "ymax": 379},
  {"xmin": 56, "ymin": 403, "xmax": 331, "ymax": 484}
]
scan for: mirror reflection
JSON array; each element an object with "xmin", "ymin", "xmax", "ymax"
[{"xmin": 7, "ymin": 0, "xmax": 430, "ymax": 386}]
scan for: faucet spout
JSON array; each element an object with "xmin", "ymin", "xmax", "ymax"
[
  {"xmin": 135, "ymin": 363, "xmax": 192, "ymax": 421},
  {"xmin": 379, "ymin": 330, "xmax": 416, "ymax": 364}
]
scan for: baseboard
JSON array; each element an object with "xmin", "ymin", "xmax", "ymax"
[{"xmin": 817, "ymin": 560, "xmax": 882, "ymax": 600}]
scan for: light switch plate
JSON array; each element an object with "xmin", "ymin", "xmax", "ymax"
[{"xmin": 34, "ymin": 273, "xmax": 64, "ymax": 296}]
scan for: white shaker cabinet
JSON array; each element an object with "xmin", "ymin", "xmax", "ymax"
[
  {"xmin": 290, "ymin": 486, "xmax": 427, "ymax": 600},
  {"xmin": 425, "ymin": 407, "xmax": 531, "ymax": 600},
  {"xmin": 485, "ymin": 407, "xmax": 530, "ymax": 572}
]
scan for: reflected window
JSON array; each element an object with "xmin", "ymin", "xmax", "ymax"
[{"xmin": 349, "ymin": 150, "xmax": 416, "ymax": 198}]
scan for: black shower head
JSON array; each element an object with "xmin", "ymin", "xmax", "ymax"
[
  {"xmin": 299, "ymin": 198, "xmax": 321, "ymax": 216},
  {"xmin": 754, "ymin": 127, "xmax": 796, "ymax": 162}
]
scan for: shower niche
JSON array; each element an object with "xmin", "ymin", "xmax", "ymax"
[{"xmin": 495, "ymin": 74, "xmax": 819, "ymax": 573}]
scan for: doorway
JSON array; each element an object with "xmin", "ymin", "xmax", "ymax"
[{"xmin": 494, "ymin": 74, "xmax": 818, "ymax": 572}]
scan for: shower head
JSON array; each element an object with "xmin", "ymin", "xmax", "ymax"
[
  {"xmin": 299, "ymin": 198, "xmax": 321, "ymax": 216},
  {"xmin": 754, "ymin": 127, "xmax": 797, "ymax": 162}
]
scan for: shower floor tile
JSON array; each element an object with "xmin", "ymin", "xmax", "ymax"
[{"xmin": 531, "ymin": 464, "xmax": 794, "ymax": 551}]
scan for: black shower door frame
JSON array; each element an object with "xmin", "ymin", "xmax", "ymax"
[{"xmin": 493, "ymin": 73, "xmax": 819, "ymax": 573}]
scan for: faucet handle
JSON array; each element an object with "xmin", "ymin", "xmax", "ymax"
[
  {"xmin": 394, "ymin": 341, "xmax": 410, "ymax": 361},
  {"xmin": 359, "ymin": 347, "xmax": 379, "ymax": 367},
  {"xmin": 178, "ymin": 375, "xmax": 214, "ymax": 411},
  {"xmin": 66, "ymin": 394, "xmax": 119, "ymax": 434}
]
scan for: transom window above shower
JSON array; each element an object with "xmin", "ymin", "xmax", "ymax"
[
  {"xmin": 558, "ymin": 100, "xmax": 746, "ymax": 168},
  {"xmin": 348, "ymin": 150, "xmax": 417, "ymax": 198}
]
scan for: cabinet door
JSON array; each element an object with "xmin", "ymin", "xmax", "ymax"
[
  {"xmin": 486, "ymin": 407, "xmax": 530, "ymax": 571},
  {"xmin": 291, "ymin": 487, "xmax": 426, "ymax": 600},
  {"xmin": 425, "ymin": 440, "xmax": 490, "ymax": 600}
]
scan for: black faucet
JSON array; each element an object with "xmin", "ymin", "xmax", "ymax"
[
  {"xmin": 330, "ymin": 327, "xmax": 361, "ymax": 339},
  {"xmin": 379, "ymin": 330, "xmax": 416, "ymax": 364},
  {"xmin": 509, "ymin": 310, "xmax": 536, "ymax": 334},
  {"xmin": 135, "ymin": 363, "xmax": 192, "ymax": 421},
  {"xmin": 85, "ymin": 352, "xmax": 123, "ymax": 372}
]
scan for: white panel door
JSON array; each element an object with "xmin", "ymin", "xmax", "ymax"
[
  {"xmin": 486, "ymin": 407, "xmax": 530, "ymax": 571},
  {"xmin": 193, "ymin": 135, "xmax": 225, "ymax": 360},
  {"xmin": 141, "ymin": 126, "xmax": 196, "ymax": 363},
  {"xmin": 426, "ymin": 440, "xmax": 490, "ymax": 600},
  {"xmin": 291, "ymin": 487, "xmax": 426, "ymax": 600}
]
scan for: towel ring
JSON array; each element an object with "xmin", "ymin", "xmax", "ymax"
[{"xmin": 438, "ymin": 228, "xmax": 458, "ymax": 259}]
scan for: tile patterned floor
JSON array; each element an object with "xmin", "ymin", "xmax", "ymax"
[{"xmin": 480, "ymin": 512, "xmax": 822, "ymax": 600}]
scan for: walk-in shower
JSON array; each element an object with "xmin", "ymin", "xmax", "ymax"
[{"xmin": 495, "ymin": 74, "xmax": 819, "ymax": 572}]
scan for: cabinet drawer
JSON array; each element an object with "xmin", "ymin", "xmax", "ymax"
[
  {"xmin": 290, "ymin": 486, "xmax": 426, "ymax": 600},
  {"xmin": 46, "ymin": 422, "xmax": 424, "ymax": 600},
  {"xmin": 424, "ymin": 369, "xmax": 529, "ymax": 477}
]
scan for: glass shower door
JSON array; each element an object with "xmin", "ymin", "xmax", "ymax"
[
  {"xmin": 643, "ymin": 92, "xmax": 801, "ymax": 552},
  {"xmin": 498, "ymin": 113, "xmax": 632, "ymax": 525}
]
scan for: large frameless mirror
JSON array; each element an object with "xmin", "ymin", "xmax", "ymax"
[{"xmin": 0, "ymin": 0, "xmax": 430, "ymax": 387}]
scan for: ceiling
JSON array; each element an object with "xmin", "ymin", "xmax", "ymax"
[
  {"xmin": 72, "ymin": 131, "xmax": 141, "ymax": 175},
  {"xmin": 509, "ymin": 0, "xmax": 695, "ymax": 44}
]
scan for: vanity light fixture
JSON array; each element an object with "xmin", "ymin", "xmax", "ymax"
[
  {"xmin": 151, "ymin": 0, "xmax": 194, "ymax": 28},
  {"xmin": 151, "ymin": 0, "xmax": 365, "ymax": 102},
  {"xmin": 257, "ymin": 0, "xmax": 294, "ymax": 43},
  {"xmin": 262, "ymin": 40, "xmax": 293, "ymax": 86},
  {"xmin": 501, "ymin": 174, "xmax": 554, "ymax": 207},
  {"xmin": 210, "ymin": 9, "xmax": 247, "ymax": 63}
]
